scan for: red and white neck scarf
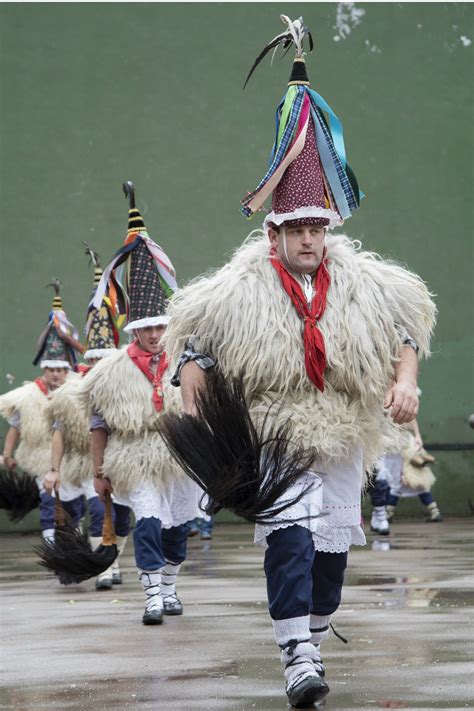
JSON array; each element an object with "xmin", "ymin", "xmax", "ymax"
[
  {"xmin": 34, "ymin": 377, "xmax": 49, "ymax": 397},
  {"xmin": 271, "ymin": 252, "xmax": 330, "ymax": 392},
  {"xmin": 127, "ymin": 341, "xmax": 168, "ymax": 411}
]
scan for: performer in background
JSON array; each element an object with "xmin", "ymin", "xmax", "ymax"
[
  {"xmin": 80, "ymin": 183, "xmax": 206, "ymax": 624},
  {"xmin": 43, "ymin": 246, "xmax": 131, "ymax": 589},
  {"xmin": 0, "ymin": 280, "xmax": 83, "ymax": 540}
]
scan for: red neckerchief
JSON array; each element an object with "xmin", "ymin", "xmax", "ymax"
[
  {"xmin": 127, "ymin": 341, "xmax": 168, "ymax": 412},
  {"xmin": 34, "ymin": 377, "xmax": 49, "ymax": 396},
  {"xmin": 271, "ymin": 251, "xmax": 330, "ymax": 392},
  {"xmin": 77, "ymin": 364, "xmax": 92, "ymax": 376}
]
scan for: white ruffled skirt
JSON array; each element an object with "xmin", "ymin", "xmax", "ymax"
[{"xmin": 254, "ymin": 445, "xmax": 366, "ymax": 554}]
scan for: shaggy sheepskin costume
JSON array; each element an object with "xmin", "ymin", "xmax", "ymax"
[
  {"xmin": 0, "ymin": 379, "xmax": 61, "ymax": 478},
  {"xmin": 44, "ymin": 373, "xmax": 92, "ymax": 490},
  {"xmin": 165, "ymin": 232, "xmax": 436, "ymax": 467},
  {"xmin": 164, "ymin": 231, "xmax": 436, "ymax": 552},
  {"xmin": 78, "ymin": 344, "xmax": 204, "ymax": 523}
]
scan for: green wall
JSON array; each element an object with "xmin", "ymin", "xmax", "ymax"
[{"xmin": 1, "ymin": 4, "xmax": 473, "ymax": 523}]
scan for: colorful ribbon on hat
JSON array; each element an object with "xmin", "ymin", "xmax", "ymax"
[
  {"xmin": 92, "ymin": 231, "xmax": 177, "ymax": 321},
  {"xmin": 241, "ymin": 83, "xmax": 363, "ymax": 220}
]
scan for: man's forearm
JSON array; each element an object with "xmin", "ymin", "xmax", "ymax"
[
  {"xmin": 51, "ymin": 429, "xmax": 64, "ymax": 472},
  {"xmin": 91, "ymin": 428, "xmax": 108, "ymax": 475},
  {"xmin": 181, "ymin": 361, "xmax": 207, "ymax": 415},
  {"xmin": 395, "ymin": 345, "xmax": 418, "ymax": 386},
  {"xmin": 3, "ymin": 426, "xmax": 19, "ymax": 457}
]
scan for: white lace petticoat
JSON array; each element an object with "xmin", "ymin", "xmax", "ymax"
[
  {"xmin": 254, "ymin": 446, "xmax": 367, "ymax": 554},
  {"xmin": 58, "ymin": 479, "xmax": 96, "ymax": 501},
  {"xmin": 112, "ymin": 478, "xmax": 208, "ymax": 528}
]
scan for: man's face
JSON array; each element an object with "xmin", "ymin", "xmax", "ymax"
[
  {"xmin": 268, "ymin": 224, "xmax": 326, "ymax": 274},
  {"xmin": 135, "ymin": 325, "xmax": 166, "ymax": 355},
  {"xmin": 42, "ymin": 367, "xmax": 68, "ymax": 390}
]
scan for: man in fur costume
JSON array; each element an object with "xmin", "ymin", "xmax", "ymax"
[
  {"xmin": 0, "ymin": 281, "xmax": 84, "ymax": 541},
  {"xmin": 43, "ymin": 247, "xmax": 131, "ymax": 589},
  {"xmin": 162, "ymin": 17, "xmax": 437, "ymax": 709},
  {"xmin": 80, "ymin": 183, "xmax": 206, "ymax": 625}
]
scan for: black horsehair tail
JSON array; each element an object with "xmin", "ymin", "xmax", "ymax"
[
  {"xmin": 35, "ymin": 525, "xmax": 118, "ymax": 585},
  {"xmin": 243, "ymin": 15, "xmax": 313, "ymax": 89},
  {"xmin": 0, "ymin": 468, "xmax": 41, "ymax": 522},
  {"xmin": 158, "ymin": 371, "xmax": 321, "ymax": 525}
]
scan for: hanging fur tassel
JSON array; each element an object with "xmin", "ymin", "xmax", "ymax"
[
  {"xmin": 158, "ymin": 371, "xmax": 319, "ymax": 524},
  {"xmin": 0, "ymin": 467, "xmax": 41, "ymax": 522},
  {"xmin": 35, "ymin": 491, "xmax": 118, "ymax": 585}
]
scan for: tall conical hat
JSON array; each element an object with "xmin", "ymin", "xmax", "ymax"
[
  {"xmin": 92, "ymin": 182, "xmax": 177, "ymax": 333},
  {"xmin": 240, "ymin": 15, "xmax": 363, "ymax": 231},
  {"xmin": 33, "ymin": 279, "xmax": 79, "ymax": 369},
  {"xmin": 82, "ymin": 244, "xmax": 120, "ymax": 361}
]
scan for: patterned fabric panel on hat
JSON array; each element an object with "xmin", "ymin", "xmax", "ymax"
[
  {"xmin": 86, "ymin": 305, "xmax": 117, "ymax": 351},
  {"xmin": 128, "ymin": 240, "xmax": 169, "ymax": 323},
  {"xmin": 43, "ymin": 327, "xmax": 70, "ymax": 363},
  {"xmin": 271, "ymin": 119, "xmax": 329, "ymax": 229}
]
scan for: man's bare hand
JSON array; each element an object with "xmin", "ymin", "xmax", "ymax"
[
  {"xmin": 384, "ymin": 380, "xmax": 419, "ymax": 424},
  {"xmin": 43, "ymin": 470, "xmax": 59, "ymax": 495},
  {"xmin": 3, "ymin": 456, "xmax": 17, "ymax": 472},
  {"xmin": 94, "ymin": 477, "xmax": 113, "ymax": 501}
]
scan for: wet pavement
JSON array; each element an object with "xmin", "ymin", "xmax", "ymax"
[{"xmin": 1, "ymin": 520, "xmax": 473, "ymax": 710}]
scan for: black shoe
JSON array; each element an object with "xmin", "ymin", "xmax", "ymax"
[
  {"xmin": 95, "ymin": 576, "xmax": 113, "ymax": 591},
  {"xmin": 112, "ymin": 572, "xmax": 123, "ymax": 585},
  {"xmin": 142, "ymin": 607, "xmax": 164, "ymax": 625},
  {"xmin": 163, "ymin": 594, "xmax": 183, "ymax": 616},
  {"xmin": 286, "ymin": 675, "xmax": 329, "ymax": 708}
]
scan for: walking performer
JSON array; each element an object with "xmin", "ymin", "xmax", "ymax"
[
  {"xmin": 43, "ymin": 246, "xmax": 131, "ymax": 589},
  {"xmin": 381, "ymin": 413, "xmax": 442, "ymax": 523},
  {"xmin": 160, "ymin": 16, "xmax": 437, "ymax": 708},
  {"xmin": 0, "ymin": 280, "xmax": 84, "ymax": 539},
  {"xmin": 79, "ymin": 182, "xmax": 206, "ymax": 624},
  {"xmin": 367, "ymin": 466, "xmax": 391, "ymax": 535}
]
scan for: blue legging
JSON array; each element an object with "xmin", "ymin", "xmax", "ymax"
[
  {"xmin": 39, "ymin": 491, "xmax": 85, "ymax": 531},
  {"xmin": 369, "ymin": 475, "xmax": 390, "ymax": 507},
  {"xmin": 387, "ymin": 491, "xmax": 434, "ymax": 507},
  {"xmin": 87, "ymin": 496, "xmax": 131, "ymax": 537},
  {"xmin": 264, "ymin": 524, "xmax": 348, "ymax": 621},
  {"xmin": 133, "ymin": 517, "xmax": 188, "ymax": 571}
]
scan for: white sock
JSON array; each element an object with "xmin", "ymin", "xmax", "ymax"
[
  {"xmin": 139, "ymin": 570, "xmax": 163, "ymax": 612},
  {"xmin": 159, "ymin": 561, "xmax": 181, "ymax": 599},
  {"xmin": 309, "ymin": 614, "xmax": 332, "ymax": 645},
  {"xmin": 42, "ymin": 528, "xmax": 55, "ymax": 543},
  {"xmin": 111, "ymin": 535, "xmax": 128, "ymax": 574},
  {"xmin": 272, "ymin": 615, "xmax": 310, "ymax": 647},
  {"xmin": 89, "ymin": 536, "xmax": 102, "ymax": 551}
]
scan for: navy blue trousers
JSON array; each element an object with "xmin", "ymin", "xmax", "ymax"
[
  {"xmin": 387, "ymin": 491, "xmax": 434, "ymax": 506},
  {"xmin": 39, "ymin": 491, "xmax": 85, "ymax": 530},
  {"xmin": 87, "ymin": 496, "xmax": 131, "ymax": 537},
  {"xmin": 264, "ymin": 524, "xmax": 348, "ymax": 621},
  {"xmin": 133, "ymin": 517, "xmax": 188, "ymax": 571},
  {"xmin": 368, "ymin": 475, "xmax": 390, "ymax": 507}
]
